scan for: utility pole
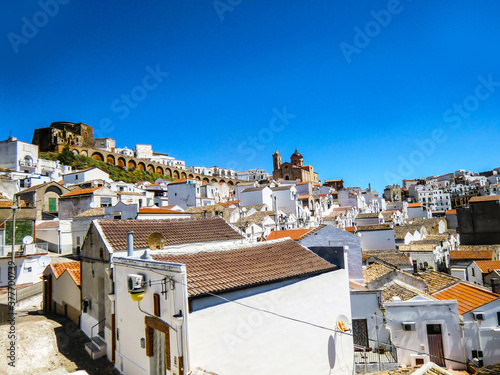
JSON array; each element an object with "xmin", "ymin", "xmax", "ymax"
[{"xmin": 10, "ymin": 201, "xmax": 18, "ymax": 303}]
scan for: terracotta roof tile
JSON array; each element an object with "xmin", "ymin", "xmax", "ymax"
[
  {"xmin": 469, "ymin": 194, "xmax": 500, "ymax": 203},
  {"xmin": 393, "ymin": 224, "xmax": 423, "ymax": 240},
  {"xmin": 432, "ymin": 282, "xmax": 500, "ymax": 314},
  {"xmin": 382, "ymin": 282, "xmax": 420, "ymax": 303},
  {"xmin": 138, "ymin": 207, "xmax": 186, "ymax": 214},
  {"xmin": 0, "ymin": 200, "xmax": 27, "ymax": 208},
  {"xmin": 408, "ymin": 203, "xmax": 422, "ymax": 208},
  {"xmin": 36, "ymin": 221, "xmax": 59, "ymax": 229},
  {"xmin": 472, "ymin": 260, "xmax": 500, "ymax": 274},
  {"xmin": 49, "ymin": 261, "xmax": 81, "ymax": 286},
  {"xmin": 363, "ymin": 262, "xmax": 396, "ymax": 284},
  {"xmin": 446, "ymin": 209, "xmax": 457, "ymax": 214},
  {"xmin": 266, "ymin": 228, "xmax": 313, "ymax": 241},
  {"xmin": 415, "ymin": 270, "xmax": 461, "ymax": 294},
  {"xmin": 74, "ymin": 207, "xmax": 106, "ymax": 218},
  {"xmin": 97, "ymin": 217, "xmax": 242, "ymax": 252},
  {"xmin": 363, "ymin": 250, "xmax": 412, "ymax": 267},
  {"xmin": 356, "ymin": 213, "xmax": 380, "ymax": 219},
  {"xmin": 151, "ymin": 239, "xmax": 337, "ymax": 297},
  {"xmin": 450, "ymin": 250, "xmax": 493, "ymax": 260},
  {"xmin": 457, "ymin": 245, "xmax": 500, "ymax": 252},
  {"xmin": 60, "ymin": 187, "xmax": 102, "ymax": 198},
  {"xmin": 356, "ymin": 224, "xmax": 392, "ymax": 231}
]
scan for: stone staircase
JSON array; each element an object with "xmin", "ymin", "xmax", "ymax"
[{"xmin": 84, "ymin": 331, "xmax": 106, "ymax": 360}]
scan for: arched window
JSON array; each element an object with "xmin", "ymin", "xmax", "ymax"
[{"xmin": 23, "ymin": 155, "xmax": 33, "ymax": 166}]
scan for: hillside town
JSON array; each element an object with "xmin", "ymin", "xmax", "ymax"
[{"xmin": 1, "ymin": 121, "xmax": 500, "ymax": 375}]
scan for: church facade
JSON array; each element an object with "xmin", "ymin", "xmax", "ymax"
[{"xmin": 272, "ymin": 149, "xmax": 319, "ymax": 183}]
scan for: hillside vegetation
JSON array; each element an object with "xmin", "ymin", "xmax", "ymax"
[{"xmin": 40, "ymin": 147, "xmax": 174, "ymax": 184}]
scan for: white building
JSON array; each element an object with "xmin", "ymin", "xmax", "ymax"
[
  {"xmin": 271, "ymin": 185, "xmax": 298, "ymax": 216},
  {"xmin": 134, "ymin": 144, "xmax": 153, "ymax": 159},
  {"xmin": 384, "ymin": 295, "xmax": 465, "ymax": 369},
  {"xmin": 356, "ymin": 225, "xmax": 396, "ymax": 251},
  {"xmin": 167, "ymin": 179, "xmax": 210, "ymax": 209},
  {"xmin": 236, "ymin": 169, "xmax": 269, "ymax": 181},
  {"xmin": 433, "ymin": 282, "xmax": 500, "ymax": 366},
  {"xmin": 62, "ymin": 167, "xmax": 112, "ymax": 186},
  {"xmin": 239, "ymin": 186, "xmax": 273, "ymax": 208},
  {"xmin": 93, "ymin": 138, "xmax": 116, "ymax": 152}
]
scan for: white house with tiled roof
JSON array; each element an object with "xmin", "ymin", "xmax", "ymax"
[
  {"xmin": 433, "ymin": 282, "xmax": 500, "ymax": 366},
  {"xmin": 111, "ymin": 238, "xmax": 353, "ymax": 375},
  {"xmin": 62, "ymin": 167, "xmax": 111, "ymax": 186},
  {"xmin": 467, "ymin": 260, "xmax": 500, "ymax": 286}
]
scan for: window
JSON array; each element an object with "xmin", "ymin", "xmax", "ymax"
[
  {"xmin": 100, "ymin": 198, "xmax": 112, "ymax": 207},
  {"xmin": 497, "ymin": 311, "xmax": 500, "ymax": 326},
  {"xmin": 472, "ymin": 268, "xmax": 475, "ymax": 277},
  {"xmin": 75, "ymin": 175, "xmax": 78, "ymax": 180}
]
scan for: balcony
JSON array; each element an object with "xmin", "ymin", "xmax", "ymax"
[{"xmin": 19, "ymin": 160, "xmax": 37, "ymax": 168}]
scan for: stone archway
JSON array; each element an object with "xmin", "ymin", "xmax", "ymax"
[
  {"xmin": 211, "ymin": 178, "xmax": 218, "ymax": 183},
  {"xmin": 118, "ymin": 157, "xmax": 126, "ymax": 168},
  {"xmin": 106, "ymin": 155, "xmax": 115, "ymax": 165},
  {"xmin": 181, "ymin": 172, "xmax": 187, "ymax": 179},
  {"xmin": 156, "ymin": 166, "xmax": 164, "ymax": 175},
  {"xmin": 165, "ymin": 168, "xmax": 172, "ymax": 178},
  {"xmin": 138, "ymin": 162, "xmax": 146, "ymax": 170},
  {"xmin": 91, "ymin": 152, "xmax": 104, "ymax": 162},
  {"xmin": 81, "ymin": 150, "xmax": 88, "ymax": 157},
  {"xmin": 203, "ymin": 177, "xmax": 209, "ymax": 183},
  {"xmin": 219, "ymin": 179, "xmax": 226, "ymax": 184},
  {"xmin": 173, "ymin": 170, "xmax": 180, "ymax": 179},
  {"xmin": 228, "ymin": 180, "xmax": 234, "ymax": 186},
  {"xmin": 188, "ymin": 174, "xmax": 194, "ymax": 179},
  {"xmin": 195, "ymin": 176, "xmax": 201, "ymax": 181},
  {"xmin": 128, "ymin": 160, "xmax": 136, "ymax": 169},
  {"xmin": 147, "ymin": 164, "xmax": 155, "ymax": 173}
]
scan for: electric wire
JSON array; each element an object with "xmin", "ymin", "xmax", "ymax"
[{"xmin": 144, "ymin": 267, "xmax": 488, "ymax": 370}]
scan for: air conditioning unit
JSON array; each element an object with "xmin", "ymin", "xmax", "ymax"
[
  {"xmin": 402, "ymin": 321, "xmax": 416, "ymax": 331},
  {"xmin": 127, "ymin": 274, "xmax": 145, "ymax": 293},
  {"xmin": 473, "ymin": 312, "xmax": 485, "ymax": 321},
  {"xmin": 410, "ymin": 354, "xmax": 430, "ymax": 366}
]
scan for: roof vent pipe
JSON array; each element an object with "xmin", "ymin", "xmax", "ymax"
[{"xmin": 127, "ymin": 231, "xmax": 134, "ymax": 257}]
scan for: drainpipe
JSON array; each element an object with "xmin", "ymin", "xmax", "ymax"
[{"xmin": 127, "ymin": 232, "xmax": 133, "ymax": 257}]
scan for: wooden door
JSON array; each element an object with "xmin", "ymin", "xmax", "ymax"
[{"xmin": 427, "ymin": 324, "xmax": 445, "ymax": 367}]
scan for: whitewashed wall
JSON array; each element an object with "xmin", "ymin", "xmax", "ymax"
[
  {"xmin": 358, "ymin": 230, "xmax": 396, "ymax": 250},
  {"xmin": 188, "ymin": 269, "xmax": 353, "ymax": 375}
]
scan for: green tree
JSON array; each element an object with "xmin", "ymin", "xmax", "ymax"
[{"xmin": 57, "ymin": 146, "xmax": 76, "ymax": 166}]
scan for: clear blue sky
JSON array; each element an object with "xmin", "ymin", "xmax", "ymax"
[{"xmin": 1, "ymin": 1, "xmax": 500, "ymax": 192}]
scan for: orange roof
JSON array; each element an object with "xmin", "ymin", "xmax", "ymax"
[
  {"xmin": 316, "ymin": 193, "xmax": 328, "ymax": 197},
  {"xmin": 49, "ymin": 262, "xmax": 81, "ymax": 286},
  {"xmin": 344, "ymin": 226, "xmax": 356, "ymax": 233},
  {"xmin": 60, "ymin": 187, "xmax": 102, "ymax": 198},
  {"xmin": 218, "ymin": 200, "xmax": 240, "ymax": 208},
  {"xmin": 473, "ymin": 260, "xmax": 500, "ymax": 274},
  {"xmin": 297, "ymin": 182, "xmax": 309, "ymax": 185},
  {"xmin": 298, "ymin": 194, "xmax": 309, "ymax": 199},
  {"xmin": 138, "ymin": 207, "xmax": 185, "ymax": 214},
  {"xmin": 469, "ymin": 195, "xmax": 500, "ymax": 203},
  {"xmin": 266, "ymin": 228, "xmax": 312, "ymax": 241},
  {"xmin": 408, "ymin": 203, "xmax": 422, "ymax": 208},
  {"xmin": 446, "ymin": 209, "xmax": 457, "ymax": 214},
  {"xmin": 58, "ymin": 180, "xmax": 64, "ymax": 185},
  {"xmin": 0, "ymin": 200, "xmax": 27, "ymax": 208},
  {"xmin": 168, "ymin": 179, "xmax": 188, "ymax": 185},
  {"xmin": 432, "ymin": 282, "xmax": 499, "ymax": 314},
  {"xmin": 450, "ymin": 250, "xmax": 493, "ymax": 260}
]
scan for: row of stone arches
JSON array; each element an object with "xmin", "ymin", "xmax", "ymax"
[{"xmin": 73, "ymin": 148, "xmax": 235, "ymax": 185}]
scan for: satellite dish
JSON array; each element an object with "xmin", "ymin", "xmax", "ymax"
[
  {"xmin": 147, "ymin": 232, "xmax": 166, "ymax": 251},
  {"xmin": 37, "ymin": 255, "xmax": 51, "ymax": 267},
  {"xmin": 336, "ymin": 315, "xmax": 350, "ymax": 332},
  {"xmin": 22, "ymin": 236, "xmax": 33, "ymax": 245},
  {"xmin": 89, "ymin": 202, "xmax": 98, "ymax": 208}
]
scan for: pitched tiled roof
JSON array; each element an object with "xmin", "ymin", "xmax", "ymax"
[
  {"xmin": 393, "ymin": 224, "xmax": 423, "ymax": 240},
  {"xmin": 0, "ymin": 200, "xmax": 27, "ymax": 208},
  {"xmin": 36, "ymin": 221, "xmax": 59, "ymax": 229},
  {"xmin": 449, "ymin": 250, "xmax": 493, "ymax": 261},
  {"xmin": 363, "ymin": 262, "xmax": 396, "ymax": 284},
  {"xmin": 349, "ymin": 281, "xmax": 370, "ymax": 292},
  {"xmin": 297, "ymin": 225, "xmax": 327, "ymax": 240},
  {"xmin": 74, "ymin": 207, "xmax": 106, "ymax": 218},
  {"xmin": 469, "ymin": 194, "xmax": 500, "ymax": 203},
  {"xmin": 363, "ymin": 250, "xmax": 412, "ymax": 267},
  {"xmin": 96, "ymin": 218, "xmax": 242, "ymax": 252},
  {"xmin": 356, "ymin": 224, "xmax": 392, "ymax": 231},
  {"xmin": 446, "ymin": 209, "xmax": 457, "ymax": 214},
  {"xmin": 235, "ymin": 211, "xmax": 274, "ymax": 227},
  {"xmin": 415, "ymin": 270, "xmax": 461, "ymax": 294},
  {"xmin": 356, "ymin": 213, "xmax": 380, "ymax": 219},
  {"xmin": 473, "ymin": 260, "xmax": 500, "ymax": 274},
  {"xmin": 49, "ymin": 261, "xmax": 81, "ymax": 286},
  {"xmin": 382, "ymin": 282, "xmax": 420, "ymax": 303},
  {"xmin": 151, "ymin": 239, "xmax": 337, "ymax": 297},
  {"xmin": 266, "ymin": 228, "xmax": 313, "ymax": 241},
  {"xmin": 432, "ymin": 282, "xmax": 500, "ymax": 314},
  {"xmin": 63, "ymin": 167, "xmax": 98, "ymax": 176},
  {"xmin": 399, "ymin": 243, "xmax": 439, "ymax": 253},
  {"xmin": 60, "ymin": 187, "xmax": 102, "ymax": 198},
  {"xmin": 138, "ymin": 207, "xmax": 186, "ymax": 214},
  {"xmin": 408, "ymin": 203, "xmax": 421, "ymax": 207},
  {"xmin": 457, "ymin": 245, "xmax": 500, "ymax": 252}
]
